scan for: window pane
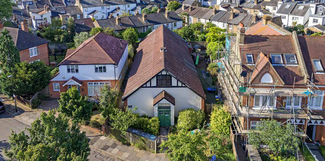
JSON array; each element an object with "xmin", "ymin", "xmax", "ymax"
[
  {"xmin": 287, "ymin": 97, "xmax": 292, "ymax": 106},
  {"xmin": 246, "ymin": 54, "xmax": 253, "ymax": 64},
  {"xmin": 271, "ymin": 55, "xmax": 283, "ymax": 64},
  {"xmin": 285, "ymin": 54, "xmax": 297, "ymax": 64},
  {"xmin": 71, "ymin": 65, "xmax": 75, "ymax": 73},
  {"xmin": 95, "ymin": 66, "xmax": 98, "ymax": 72},
  {"xmin": 75, "ymin": 65, "xmax": 78, "ymax": 73},
  {"xmin": 262, "ymin": 96, "xmax": 267, "ymax": 106},
  {"xmin": 99, "ymin": 66, "xmax": 102, "ymax": 72},
  {"xmin": 103, "ymin": 66, "xmax": 106, "ymax": 72},
  {"xmin": 315, "ymin": 97, "xmax": 321, "ymax": 107},
  {"xmin": 269, "ymin": 96, "xmax": 274, "ymax": 106},
  {"xmin": 255, "ymin": 96, "xmax": 260, "ymax": 106},
  {"xmin": 313, "ymin": 60, "xmax": 324, "ymax": 72},
  {"xmin": 67, "ymin": 66, "xmax": 71, "ymax": 73},
  {"xmin": 294, "ymin": 96, "xmax": 300, "ymax": 106}
]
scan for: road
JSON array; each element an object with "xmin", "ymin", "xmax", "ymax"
[{"xmin": 0, "ymin": 112, "xmax": 29, "ymax": 161}]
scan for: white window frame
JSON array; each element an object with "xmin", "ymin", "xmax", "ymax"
[
  {"xmin": 284, "ymin": 54, "xmax": 298, "ymax": 66},
  {"xmin": 313, "ymin": 59, "xmax": 324, "ymax": 74},
  {"xmin": 246, "ymin": 54, "xmax": 254, "ymax": 64},
  {"xmin": 67, "ymin": 65, "xmax": 79, "ymax": 73},
  {"xmin": 29, "ymin": 47, "xmax": 38, "ymax": 57},
  {"xmin": 254, "ymin": 95, "xmax": 276, "ymax": 109},
  {"xmin": 77, "ymin": 14, "xmax": 80, "ymax": 19},
  {"xmin": 309, "ymin": 90, "xmax": 324, "ymax": 110},
  {"xmin": 250, "ymin": 121, "xmax": 260, "ymax": 129},
  {"xmin": 292, "ymin": 17, "xmax": 299, "ymax": 21},
  {"xmin": 53, "ymin": 83, "xmax": 60, "ymax": 91},
  {"xmin": 87, "ymin": 82, "xmax": 110, "ymax": 96},
  {"xmin": 313, "ymin": 18, "xmax": 318, "ymax": 23},
  {"xmin": 271, "ymin": 54, "xmax": 283, "ymax": 65},
  {"xmin": 286, "ymin": 96, "xmax": 302, "ymax": 109},
  {"xmin": 95, "ymin": 65, "xmax": 106, "ymax": 73}
]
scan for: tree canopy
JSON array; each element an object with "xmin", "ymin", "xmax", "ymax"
[
  {"xmin": 210, "ymin": 105, "xmax": 231, "ymax": 137},
  {"xmin": 5, "ymin": 110, "xmax": 90, "ymax": 160},
  {"xmin": 99, "ymin": 85, "xmax": 119, "ymax": 118},
  {"xmin": 74, "ymin": 32, "xmax": 91, "ymax": 48},
  {"xmin": 122, "ymin": 28, "xmax": 138, "ymax": 45},
  {"xmin": 0, "ymin": 29, "xmax": 20, "ymax": 71},
  {"xmin": 311, "ymin": 32, "xmax": 323, "ymax": 36},
  {"xmin": 167, "ymin": 1, "xmax": 180, "ymax": 11},
  {"xmin": 142, "ymin": 8, "xmax": 151, "ymax": 14},
  {"xmin": 109, "ymin": 108, "xmax": 137, "ymax": 134},
  {"xmin": 0, "ymin": 0, "xmax": 13, "ymax": 20},
  {"xmin": 90, "ymin": 27, "xmax": 104, "ymax": 35},
  {"xmin": 174, "ymin": 26, "xmax": 195, "ymax": 41},
  {"xmin": 104, "ymin": 27, "xmax": 115, "ymax": 36},
  {"xmin": 249, "ymin": 120, "xmax": 299, "ymax": 157},
  {"xmin": 0, "ymin": 61, "xmax": 50, "ymax": 97},
  {"xmin": 58, "ymin": 88, "xmax": 93, "ymax": 123}
]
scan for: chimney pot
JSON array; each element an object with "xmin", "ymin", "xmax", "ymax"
[
  {"xmin": 262, "ymin": 15, "xmax": 271, "ymax": 25},
  {"xmin": 21, "ymin": 19, "xmax": 28, "ymax": 32}
]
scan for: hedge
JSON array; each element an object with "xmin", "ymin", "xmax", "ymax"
[
  {"xmin": 132, "ymin": 116, "xmax": 160, "ymax": 136},
  {"xmin": 177, "ymin": 109, "xmax": 205, "ymax": 131}
]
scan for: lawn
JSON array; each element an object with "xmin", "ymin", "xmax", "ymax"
[{"xmin": 49, "ymin": 55, "xmax": 65, "ymax": 64}]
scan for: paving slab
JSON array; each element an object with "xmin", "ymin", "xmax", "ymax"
[
  {"xmin": 106, "ymin": 147, "xmax": 114, "ymax": 153},
  {"xmin": 112, "ymin": 148, "xmax": 119, "ymax": 154},
  {"xmin": 117, "ymin": 151, "xmax": 124, "ymax": 157}
]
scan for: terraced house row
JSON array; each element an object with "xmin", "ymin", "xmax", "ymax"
[{"xmin": 219, "ymin": 23, "xmax": 325, "ymax": 145}]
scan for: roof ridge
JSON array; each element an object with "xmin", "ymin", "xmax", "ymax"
[
  {"xmin": 162, "ymin": 25, "xmax": 166, "ymax": 68},
  {"xmin": 58, "ymin": 33, "xmax": 99, "ymax": 66},
  {"xmin": 93, "ymin": 34, "xmax": 116, "ymax": 64}
]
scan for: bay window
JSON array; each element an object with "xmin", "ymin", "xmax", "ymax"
[
  {"xmin": 254, "ymin": 95, "xmax": 276, "ymax": 109},
  {"xmin": 286, "ymin": 96, "xmax": 301, "ymax": 109},
  {"xmin": 309, "ymin": 90, "xmax": 324, "ymax": 110}
]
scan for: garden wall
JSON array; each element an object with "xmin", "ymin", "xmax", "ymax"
[{"xmin": 16, "ymin": 92, "xmax": 39, "ymax": 108}]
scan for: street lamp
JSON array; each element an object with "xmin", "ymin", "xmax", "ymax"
[{"xmin": 7, "ymin": 75, "xmax": 17, "ymax": 113}]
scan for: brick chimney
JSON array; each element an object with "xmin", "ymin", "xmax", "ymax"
[
  {"xmin": 254, "ymin": 0, "xmax": 258, "ymax": 5},
  {"xmin": 213, "ymin": 8, "xmax": 217, "ymax": 14},
  {"xmin": 252, "ymin": 14, "xmax": 257, "ymax": 23},
  {"xmin": 189, "ymin": 6, "xmax": 192, "ymax": 12},
  {"xmin": 165, "ymin": 10, "xmax": 170, "ymax": 19},
  {"xmin": 0, "ymin": 20, "xmax": 3, "ymax": 30},
  {"xmin": 101, "ymin": 0, "xmax": 104, "ymax": 3},
  {"xmin": 236, "ymin": 23, "xmax": 245, "ymax": 45},
  {"xmin": 182, "ymin": 4, "xmax": 185, "ymax": 10},
  {"xmin": 262, "ymin": 15, "xmax": 271, "ymax": 25},
  {"xmin": 157, "ymin": 9, "xmax": 161, "ymax": 13},
  {"xmin": 142, "ymin": 13, "xmax": 147, "ymax": 22},
  {"xmin": 229, "ymin": 10, "xmax": 235, "ymax": 19},
  {"xmin": 116, "ymin": 15, "xmax": 121, "ymax": 25},
  {"xmin": 21, "ymin": 19, "xmax": 28, "ymax": 32}
]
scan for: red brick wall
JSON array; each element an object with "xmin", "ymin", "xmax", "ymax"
[
  {"xmin": 315, "ymin": 125, "xmax": 325, "ymax": 145},
  {"xmin": 49, "ymin": 79, "xmax": 118, "ymax": 98},
  {"xmin": 19, "ymin": 44, "xmax": 49, "ymax": 66}
]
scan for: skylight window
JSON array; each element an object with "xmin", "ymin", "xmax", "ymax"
[
  {"xmin": 246, "ymin": 54, "xmax": 254, "ymax": 64},
  {"xmin": 271, "ymin": 54, "xmax": 283, "ymax": 65},
  {"xmin": 313, "ymin": 60, "xmax": 324, "ymax": 73},
  {"xmin": 298, "ymin": 6, "xmax": 304, "ymax": 10},
  {"xmin": 285, "ymin": 5, "xmax": 291, "ymax": 9},
  {"xmin": 284, "ymin": 54, "xmax": 297, "ymax": 65}
]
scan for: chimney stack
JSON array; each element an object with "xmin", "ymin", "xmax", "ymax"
[
  {"xmin": 262, "ymin": 15, "xmax": 271, "ymax": 25},
  {"xmin": 215, "ymin": 5, "xmax": 220, "ymax": 11},
  {"xmin": 182, "ymin": 4, "xmax": 185, "ymax": 10},
  {"xmin": 26, "ymin": 4, "xmax": 29, "ymax": 12},
  {"xmin": 165, "ymin": 10, "xmax": 170, "ymax": 19},
  {"xmin": 213, "ymin": 8, "xmax": 217, "ymax": 14},
  {"xmin": 189, "ymin": 6, "xmax": 192, "ymax": 12},
  {"xmin": 135, "ymin": 11, "xmax": 139, "ymax": 15},
  {"xmin": 21, "ymin": 19, "xmax": 28, "ymax": 32},
  {"xmin": 109, "ymin": 14, "xmax": 113, "ymax": 19},
  {"xmin": 116, "ymin": 15, "xmax": 121, "ymax": 25},
  {"xmin": 237, "ymin": 23, "xmax": 245, "ymax": 45},
  {"xmin": 230, "ymin": 10, "xmax": 235, "ymax": 19},
  {"xmin": 142, "ymin": 13, "xmax": 147, "ymax": 22},
  {"xmin": 0, "ymin": 20, "xmax": 3, "ymax": 30},
  {"xmin": 252, "ymin": 14, "xmax": 257, "ymax": 23},
  {"xmin": 254, "ymin": 0, "xmax": 258, "ymax": 5},
  {"xmin": 157, "ymin": 9, "xmax": 161, "ymax": 13},
  {"xmin": 101, "ymin": 0, "xmax": 104, "ymax": 3}
]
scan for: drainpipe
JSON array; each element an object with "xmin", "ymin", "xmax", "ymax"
[{"xmin": 114, "ymin": 65, "xmax": 117, "ymax": 90}]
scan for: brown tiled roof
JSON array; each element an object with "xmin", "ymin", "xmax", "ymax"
[
  {"xmin": 249, "ymin": 52, "xmax": 269, "ymax": 83},
  {"xmin": 59, "ymin": 32, "xmax": 128, "ymax": 65},
  {"xmin": 64, "ymin": 76, "xmax": 83, "ymax": 86},
  {"xmin": 65, "ymin": 49, "xmax": 76, "ymax": 58},
  {"xmin": 246, "ymin": 21, "xmax": 287, "ymax": 35},
  {"xmin": 241, "ymin": 35, "xmax": 305, "ymax": 85},
  {"xmin": 299, "ymin": 36, "xmax": 325, "ymax": 85},
  {"xmin": 153, "ymin": 90, "xmax": 175, "ymax": 105},
  {"xmin": 123, "ymin": 25, "xmax": 206, "ymax": 99}
]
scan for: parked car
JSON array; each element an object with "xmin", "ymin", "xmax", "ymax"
[{"xmin": 0, "ymin": 100, "xmax": 4, "ymax": 113}]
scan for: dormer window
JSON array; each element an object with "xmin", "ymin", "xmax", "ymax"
[
  {"xmin": 284, "ymin": 54, "xmax": 297, "ymax": 65},
  {"xmin": 271, "ymin": 54, "xmax": 283, "ymax": 65},
  {"xmin": 261, "ymin": 73, "xmax": 273, "ymax": 83},
  {"xmin": 285, "ymin": 5, "xmax": 290, "ymax": 9},
  {"xmin": 298, "ymin": 6, "xmax": 304, "ymax": 10},
  {"xmin": 246, "ymin": 54, "xmax": 254, "ymax": 64},
  {"xmin": 313, "ymin": 59, "xmax": 324, "ymax": 73}
]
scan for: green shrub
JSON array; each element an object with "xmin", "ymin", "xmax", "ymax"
[
  {"xmin": 132, "ymin": 116, "xmax": 160, "ymax": 136},
  {"xmin": 90, "ymin": 120, "xmax": 102, "ymax": 129},
  {"xmin": 50, "ymin": 67, "xmax": 59, "ymax": 78},
  {"xmin": 300, "ymin": 143, "xmax": 316, "ymax": 161},
  {"xmin": 177, "ymin": 109, "xmax": 205, "ymax": 131},
  {"xmin": 134, "ymin": 137, "xmax": 147, "ymax": 150},
  {"xmin": 31, "ymin": 98, "xmax": 41, "ymax": 109},
  {"xmin": 147, "ymin": 117, "xmax": 160, "ymax": 136},
  {"xmin": 320, "ymin": 145, "xmax": 325, "ymax": 158}
]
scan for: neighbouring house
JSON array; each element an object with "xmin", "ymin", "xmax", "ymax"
[
  {"xmin": 75, "ymin": 18, "xmax": 95, "ymax": 33},
  {"xmin": 276, "ymin": 2, "xmax": 311, "ymax": 27},
  {"xmin": 94, "ymin": 11, "xmax": 183, "ymax": 33},
  {"xmin": 218, "ymin": 23, "xmax": 325, "ymax": 146},
  {"xmin": 122, "ymin": 25, "xmax": 206, "ymax": 126},
  {"xmin": 50, "ymin": 32, "xmax": 128, "ymax": 98},
  {"xmin": 29, "ymin": 7, "xmax": 52, "ymax": 28},
  {"xmin": 241, "ymin": 0, "xmax": 261, "ymax": 15},
  {"xmin": 0, "ymin": 23, "xmax": 50, "ymax": 65},
  {"xmin": 245, "ymin": 15, "xmax": 291, "ymax": 35},
  {"xmin": 308, "ymin": 3, "xmax": 325, "ymax": 27},
  {"xmin": 305, "ymin": 24, "xmax": 325, "ymax": 35},
  {"xmin": 51, "ymin": 6, "xmax": 83, "ymax": 24},
  {"xmin": 260, "ymin": 0, "xmax": 279, "ymax": 14},
  {"xmin": 75, "ymin": 0, "xmax": 141, "ymax": 20}
]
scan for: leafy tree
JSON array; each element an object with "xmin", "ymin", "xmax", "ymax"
[
  {"xmin": 128, "ymin": 44, "xmax": 135, "ymax": 59},
  {"xmin": 151, "ymin": 6, "xmax": 159, "ymax": 13},
  {"xmin": 74, "ymin": 32, "xmax": 91, "ymax": 47},
  {"xmin": 99, "ymin": 85, "xmax": 119, "ymax": 118},
  {"xmin": 210, "ymin": 105, "xmax": 231, "ymax": 137},
  {"xmin": 109, "ymin": 107, "xmax": 137, "ymax": 134},
  {"xmin": 66, "ymin": 17, "xmax": 76, "ymax": 42},
  {"xmin": 177, "ymin": 109, "xmax": 205, "ymax": 131},
  {"xmin": 90, "ymin": 27, "xmax": 103, "ymax": 35},
  {"xmin": 191, "ymin": 23, "xmax": 204, "ymax": 32},
  {"xmin": 311, "ymin": 32, "xmax": 323, "ymax": 36},
  {"xmin": 206, "ymin": 27, "xmax": 226, "ymax": 43},
  {"xmin": 58, "ymin": 88, "xmax": 93, "ymax": 123},
  {"xmin": 5, "ymin": 110, "xmax": 90, "ymax": 160},
  {"xmin": 0, "ymin": 29, "xmax": 20, "ymax": 71},
  {"xmin": 0, "ymin": 0, "xmax": 13, "ymax": 20},
  {"xmin": 167, "ymin": 1, "xmax": 180, "ymax": 11},
  {"xmin": 205, "ymin": 22, "xmax": 216, "ymax": 29},
  {"xmin": 0, "ymin": 61, "xmax": 50, "ymax": 97},
  {"xmin": 40, "ymin": 19, "xmax": 64, "ymax": 42},
  {"xmin": 249, "ymin": 120, "xmax": 299, "ymax": 156},
  {"xmin": 120, "ymin": 12, "xmax": 132, "ymax": 17},
  {"xmin": 160, "ymin": 130, "xmax": 207, "ymax": 161},
  {"xmin": 174, "ymin": 26, "xmax": 195, "ymax": 41},
  {"xmin": 122, "ymin": 28, "xmax": 138, "ymax": 45},
  {"xmin": 206, "ymin": 41, "xmax": 223, "ymax": 60},
  {"xmin": 104, "ymin": 27, "xmax": 115, "ymax": 36},
  {"xmin": 142, "ymin": 8, "xmax": 151, "ymax": 14},
  {"xmin": 288, "ymin": 24, "xmax": 305, "ymax": 35}
]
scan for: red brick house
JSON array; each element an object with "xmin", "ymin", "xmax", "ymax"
[{"xmin": 49, "ymin": 32, "xmax": 128, "ymax": 98}]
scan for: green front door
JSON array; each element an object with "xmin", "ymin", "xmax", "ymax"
[{"xmin": 158, "ymin": 106, "xmax": 171, "ymax": 127}]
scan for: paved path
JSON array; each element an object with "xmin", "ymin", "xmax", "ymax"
[{"xmin": 307, "ymin": 144, "xmax": 325, "ymax": 161}]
